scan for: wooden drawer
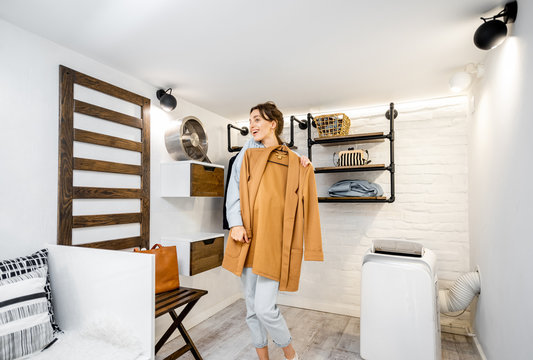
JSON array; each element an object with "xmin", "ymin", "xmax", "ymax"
[
  {"xmin": 190, "ymin": 237, "xmax": 224, "ymax": 275},
  {"xmin": 190, "ymin": 163, "xmax": 224, "ymax": 197},
  {"xmin": 163, "ymin": 233, "xmax": 224, "ymax": 276},
  {"xmin": 161, "ymin": 161, "xmax": 224, "ymax": 197}
]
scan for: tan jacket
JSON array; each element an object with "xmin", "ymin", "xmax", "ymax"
[{"xmin": 222, "ymin": 146, "xmax": 323, "ymax": 291}]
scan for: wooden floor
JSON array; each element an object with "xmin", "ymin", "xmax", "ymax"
[{"xmin": 157, "ymin": 299, "xmax": 481, "ymax": 360}]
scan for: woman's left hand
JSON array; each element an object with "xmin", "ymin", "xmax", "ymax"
[{"xmin": 300, "ymin": 155, "xmax": 311, "ymax": 167}]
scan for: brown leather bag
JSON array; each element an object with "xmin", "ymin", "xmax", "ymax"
[{"xmin": 134, "ymin": 244, "xmax": 180, "ymax": 294}]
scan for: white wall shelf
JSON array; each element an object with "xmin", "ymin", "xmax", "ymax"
[
  {"xmin": 162, "ymin": 232, "xmax": 225, "ymax": 276},
  {"xmin": 161, "ymin": 160, "xmax": 224, "ymax": 197}
]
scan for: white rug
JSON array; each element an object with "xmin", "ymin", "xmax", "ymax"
[{"xmin": 31, "ymin": 317, "xmax": 146, "ymax": 360}]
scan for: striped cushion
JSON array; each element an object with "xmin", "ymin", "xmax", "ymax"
[
  {"xmin": 0, "ymin": 249, "xmax": 60, "ymax": 333},
  {"xmin": 0, "ymin": 266, "xmax": 55, "ymax": 360}
]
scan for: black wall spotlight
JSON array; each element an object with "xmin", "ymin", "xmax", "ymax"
[
  {"xmin": 474, "ymin": 1, "xmax": 517, "ymax": 50},
  {"xmin": 156, "ymin": 88, "xmax": 177, "ymax": 112}
]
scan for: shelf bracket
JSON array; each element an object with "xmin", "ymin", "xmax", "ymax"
[
  {"xmin": 306, "ymin": 113, "xmax": 316, "ymax": 160},
  {"xmin": 287, "ymin": 116, "xmax": 308, "ymax": 148},
  {"xmin": 385, "ymin": 107, "xmax": 398, "ymax": 120},
  {"xmin": 227, "ymin": 124, "xmax": 249, "ymax": 153}
]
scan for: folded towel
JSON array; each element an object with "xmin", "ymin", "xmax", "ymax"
[{"xmin": 328, "ymin": 180, "xmax": 383, "ymax": 197}]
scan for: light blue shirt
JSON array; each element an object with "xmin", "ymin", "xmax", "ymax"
[
  {"xmin": 225, "ymin": 138, "xmax": 301, "ymax": 228},
  {"xmin": 225, "ymin": 138, "xmax": 265, "ymax": 228}
]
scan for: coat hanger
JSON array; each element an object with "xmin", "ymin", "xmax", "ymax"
[
  {"xmin": 268, "ymin": 159, "xmax": 288, "ymax": 167},
  {"xmin": 276, "ymin": 143, "xmax": 288, "ymax": 154}
]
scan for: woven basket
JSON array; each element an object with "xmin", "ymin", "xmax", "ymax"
[{"xmin": 314, "ymin": 113, "xmax": 351, "ymax": 137}]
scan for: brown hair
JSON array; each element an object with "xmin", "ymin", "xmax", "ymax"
[{"xmin": 250, "ymin": 101, "xmax": 284, "ymax": 144}]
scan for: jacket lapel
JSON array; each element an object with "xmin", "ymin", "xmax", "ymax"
[
  {"xmin": 280, "ymin": 147, "xmax": 300, "ymax": 288},
  {"xmin": 247, "ymin": 146, "xmax": 279, "ymax": 233}
]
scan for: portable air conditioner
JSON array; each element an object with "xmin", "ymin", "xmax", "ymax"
[{"xmin": 360, "ymin": 240, "xmax": 441, "ymax": 360}]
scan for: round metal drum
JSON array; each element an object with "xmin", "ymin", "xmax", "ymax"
[{"xmin": 164, "ymin": 116, "xmax": 209, "ymax": 161}]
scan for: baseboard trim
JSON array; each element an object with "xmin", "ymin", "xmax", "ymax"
[{"xmin": 473, "ymin": 336, "xmax": 488, "ymax": 360}]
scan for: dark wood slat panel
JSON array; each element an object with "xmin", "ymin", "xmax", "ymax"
[
  {"xmin": 140, "ymin": 98, "xmax": 151, "ymax": 249},
  {"xmin": 74, "ymin": 100, "xmax": 142, "ymax": 129},
  {"xmin": 73, "ymin": 70, "xmax": 145, "ymax": 106},
  {"xmin": 57, "ymin": 65, "xmax": 74, "ymax": 246},
  {"xmin": 76, "ymin": 236, "xmax": 142, "ymax": 250},
  {"xmin": 72, "ymin": 213, "xmax": 141, "ymax": 228},
  {"xmin": 73, "ymin": 187, "xmax": 141, "ymax": 199},
  {"xmin": 74, "ymin": 157, "xmax": 142, "ymax": 175},
  {"xmin": 57, "ymin": 66, "xmax": 151, "ymax": 252},
  {"xmin": 74, "ymin": 128, "xmax": 142, "ymax": 152}
]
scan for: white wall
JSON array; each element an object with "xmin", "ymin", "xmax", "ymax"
[
  {"xmin": 0, "ymin": 18, "xmax": 241, "ymax": 340},
  {"xmin": 469, "ymin": 2, "xmax": 533, "ymax": 358},
  {"xmin": 234, "ymin": 97, "xmax": 472, "ymax": 322}
]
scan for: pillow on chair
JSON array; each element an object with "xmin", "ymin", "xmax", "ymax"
[
  {"xmin": 0, "ymin": 266, "xmax": 55, "ymax": 359},
  {"xmin": 0, "ymin": 249, "xmax": 60, "ymax": 333}
]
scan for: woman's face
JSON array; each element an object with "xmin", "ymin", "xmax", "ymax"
[{"xmin": 249, "ymin": 109, "xmax": 276, "ymax": 142}]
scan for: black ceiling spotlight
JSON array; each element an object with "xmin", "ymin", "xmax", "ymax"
[
  {"xmin": 156, "ymin": 88, "xmax": 177, "ymax": 112},
  {"xmin": 474, "ymin": 1, "xmax": 517, "ymax": 50}
]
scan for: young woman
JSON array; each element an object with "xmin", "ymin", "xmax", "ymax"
[{"xmin": 224, "ymin": 101, "xmax": 312, "ymax": 360}]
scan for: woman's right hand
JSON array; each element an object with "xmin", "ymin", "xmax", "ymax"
[{"xmin": 230, "ymin": 226, "xmax": 249, "ymax": 243}]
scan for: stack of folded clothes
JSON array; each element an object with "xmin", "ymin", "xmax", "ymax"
[{"xmin": 328, "ymin": 180, "xmax": 383, "ymax": 197}]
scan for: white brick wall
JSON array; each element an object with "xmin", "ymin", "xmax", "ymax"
[{"xmin": 273, "ymin": 97, "xmax": 471, "ymax": 318}]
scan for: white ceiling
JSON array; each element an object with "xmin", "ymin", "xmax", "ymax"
[{"xmin": 0, "ymin": 0, "xmax": 505, "ymax": 120}]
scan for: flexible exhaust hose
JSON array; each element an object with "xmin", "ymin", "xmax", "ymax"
[{"xmin": 439, "ymin": 271, "xmax": 481, "ymax": 313}]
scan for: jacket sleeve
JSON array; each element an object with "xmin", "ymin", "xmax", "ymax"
[
  {"xmin": 303, "ymin": 165, "xmax": 324, "ymax": 261},
  {"xmin": 239, "ymin": 150, "xmax": 253, "ymax": 239}
]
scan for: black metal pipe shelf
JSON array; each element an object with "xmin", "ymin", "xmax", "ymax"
[
  {"xmin": 314, "ymin": 164, "xmax": 389, "ymax": 173},
  {"xmin": 311, "ymin": 132, "xmax": 388, "ymax": 146},
  {"xmin": 318, "ymin": 197, "xmax": 393, "ymax": 203},
  {"xmin": 306, "ymin": 102, "xmax": 397, "ymax": 204}
]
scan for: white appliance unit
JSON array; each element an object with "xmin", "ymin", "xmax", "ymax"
[{"xmin": 360, "ymin": 240, "xmax": 441, "ymax": 360}]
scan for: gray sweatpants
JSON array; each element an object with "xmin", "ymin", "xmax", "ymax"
[{"xmin": 240, "ymin": 267, "xmax": 292, "ymax": 348}]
